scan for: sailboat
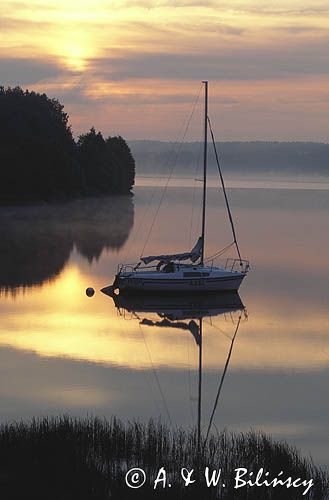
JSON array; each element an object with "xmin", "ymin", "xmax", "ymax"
[{"xmin": 104, "ymin": 81, "xmax": 249, "ymax": 295}]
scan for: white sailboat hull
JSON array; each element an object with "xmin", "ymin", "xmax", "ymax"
[
  {"xmin": 116, "ymin": 277, "xmax": 243, "ymax": 292},
  {"xmin": 113, "ymin": 266, "xmax": 245, "ymax": 293}
]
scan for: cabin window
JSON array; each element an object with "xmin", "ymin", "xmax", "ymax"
[{"xmin": 183, "ymin": 271, "xmax": 209, "ymax": 277}]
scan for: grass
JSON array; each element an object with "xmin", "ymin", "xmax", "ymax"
[{"xmin": 0, "ymin": 416, "xmax": 327, "ymax": 499}]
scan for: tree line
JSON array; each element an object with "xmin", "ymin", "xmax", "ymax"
[
  {"xmin": 0, "ymin": 86, "xmax": 135, "ymax": 202},
  {"xmin": 130, "ymin": 140, "xmax": 329, "ymax": 176}
]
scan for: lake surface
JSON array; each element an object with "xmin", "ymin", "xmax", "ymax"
[{"xmin": 0, "ymin": 180, "xmax": 328, "ymax": 469}]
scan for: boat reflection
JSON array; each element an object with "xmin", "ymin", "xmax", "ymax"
[
  {"xmin": 105, "ymin": 290, "xmax": 244, "ymax": 320},
  {"xmin": 103, "ymin": 289, "xmax": 247, "ymax": 448},
  {"xmin": 110, "ymin": 291, "xmax": 245, "ymax": 342}
]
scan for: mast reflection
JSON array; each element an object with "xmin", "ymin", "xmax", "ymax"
[{"xmin": 103, "ymin": 289, "xmax": 247, "ymax": 452}]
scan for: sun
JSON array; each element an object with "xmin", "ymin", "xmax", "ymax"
[
  {"xmin": 64, "ymin": 43, "xmax": 89, "ymax": 71},
  {"xmin": 50, "ymin": 29, "xmax": 96, "ymax": 72}
]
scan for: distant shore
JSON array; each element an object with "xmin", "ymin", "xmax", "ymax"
[{"xmin": 129, "ymin": 140, "xmax": 329, "ymax": 177}]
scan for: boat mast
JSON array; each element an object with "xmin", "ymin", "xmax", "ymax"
[
  {"xmin": 200, "ymin": 81, "xmax": 208, "ymax": 266},
  {"xmin": 197, "ymin": 317, "xmax": 203, "ymax": 469}
]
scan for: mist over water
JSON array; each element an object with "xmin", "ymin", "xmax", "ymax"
[
  {"xmin": 130, "ymin": 141, "xmax": 329, "ymax": 180},
  {"xmin": 136, "ymin": 175, "xmax": 329, "ymax": 190},
  {"xmin": 0, "ymin": 176, "xmax": 328, "ymax": 469}
]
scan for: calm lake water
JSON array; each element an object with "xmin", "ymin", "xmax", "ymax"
[{"xmin": 0, "ymin": 179, "xmax": 328, "ymax": 468}]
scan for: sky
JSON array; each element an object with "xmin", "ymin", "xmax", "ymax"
[{"xmin": 1, "ymin": 0, "xmax": 329, "ymax": 141}]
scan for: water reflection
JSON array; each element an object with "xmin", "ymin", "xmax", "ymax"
[
  {"xmin": 110, "ymin": 290, "xmax": 245, "ymax": 320},
  {"xmin": 0, "ymin": 196, "xmax": 134, "ymax": 293},
  {"xmin": 103, "ymin": 289, "xmax": 246, "ymax": 443},
  {"xmin": 0, "ymin": 184, "xmax": 328, "ymax": 467},
  {"xmin": 108, "ymin": 290, "xmax": 246, "ymax": 355}
]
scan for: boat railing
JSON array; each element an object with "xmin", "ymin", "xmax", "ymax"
[
  {"xmin": 117, "ymin": 262, "xmax": 158, "ymax": 274},
  {"xmin": 225, "ymin": 258, "xmax": 250, "ymax": 274},
  {"xmin": 206, "ymin": 257, "xmax": 226, "ymax": 269},
  {"xmin": 117, "ymin": 263, "xmax": 136, "ymax": 274}
]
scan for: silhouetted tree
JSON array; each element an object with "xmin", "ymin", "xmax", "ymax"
[
  {"xmin": 77, "ymin": 128, "xmax": 135, "ymax": 195},
  {"xmin": 0, "ymin": 86, "xmax": 79, "ymax": 201},
  {"xmin": 0, "ymin": 87, "xmax": 135, "ymax": 202},
  {"xmin": 105, "ymin": 136, "xmax": 135, "ymax": 193},
  {"xmin": 77, "ymin": 127, "xmax": 109, "ymax": 193}
]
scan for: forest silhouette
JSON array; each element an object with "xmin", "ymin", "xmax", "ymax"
[{"xmin": 0, "ymin": 87, "xmax": 135, "ymax": 202}]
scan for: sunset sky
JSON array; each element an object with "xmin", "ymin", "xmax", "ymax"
[{"xmin": 1, "ymin": 0, "xmax": 329, "ymax": 140}]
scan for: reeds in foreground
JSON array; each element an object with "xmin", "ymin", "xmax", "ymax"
[{"xmin": 0, "ymin": 416, "xmax": 327, "ymax": 499}]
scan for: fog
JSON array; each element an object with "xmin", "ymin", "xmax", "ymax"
[{"xmin": 130, "ymin": 141, "xmax": 329, "ymax": 179}]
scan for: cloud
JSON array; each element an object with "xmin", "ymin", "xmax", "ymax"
[
  {"xmin": 54, "ymin": 83, "xmax": 239, "ymax": 106},
  {"xmin": 0, "ymin": 58, "xmax": 67, "ymax": 86},
  {"xmin": 112, "ymin": 0, "xmax": 329, "ymax": 16},
  {"xmin": 0, "ymin": 16, "xmax": 53, "ymax": 32},
  {"xmin": 115, "ymin": 0, "xmax": 219, "ymax": 8},
  {"xmin": 88, "ymin": 38, "xmax": 329, "ymax": 82},
  {"xmin": 274, "ymin": 25, "xmax": 326, "ymax": 34},
  {"xmin": 112, "ymin": 0, "xmax": 329, "ymax": 14}
]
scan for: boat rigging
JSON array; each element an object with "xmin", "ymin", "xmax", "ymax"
[{"xmin": 102, "ymin": 81, "xmax": 250, "ymax": 295}]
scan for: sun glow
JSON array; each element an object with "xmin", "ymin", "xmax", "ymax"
[
  {"xmin": 0, "ymin": 263, "xmax": 328, "ymax": 371},
  {"xmin": 62, "ymin": 43, "xmax": 89, "ymax": 71},
  {"xmin": 48, "ymin": 29, "xmax": 97, "ymax": 71}
]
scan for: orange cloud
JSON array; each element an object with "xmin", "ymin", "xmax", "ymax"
[{"xmin": 0, "ymin": 0, "xmax": 328, "ymax": 139}]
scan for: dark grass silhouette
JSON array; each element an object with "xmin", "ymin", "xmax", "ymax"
[{"xmin": 0, "ymin": 416, "xmax": 327, "ymax": 499}]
